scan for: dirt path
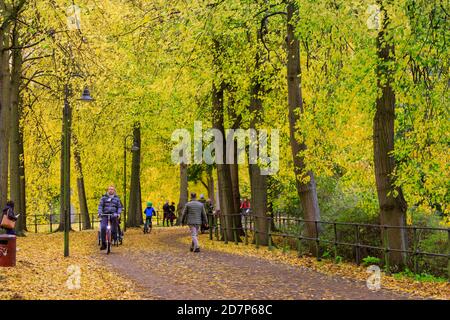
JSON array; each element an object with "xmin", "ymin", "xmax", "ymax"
[{"xmin": 96, "ymin": 228, "xmax": 418, "ymax": 300}]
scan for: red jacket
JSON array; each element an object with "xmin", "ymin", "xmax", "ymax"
[{"xmin": 240, "ymin": 201, "xmax": 250, "ymax": 209}]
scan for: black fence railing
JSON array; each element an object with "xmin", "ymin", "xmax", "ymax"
[{"xmin": 207, "ymin": 213, "xmax": 450, "ymax": 279}]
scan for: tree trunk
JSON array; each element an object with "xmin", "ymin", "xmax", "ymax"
[
  {"xmin": 374, "ymin": 1, "xmax": 408, "ymax": 269},
  {"xmin": 286, "ymin": 2, "xmax": 321, "ymax": 255},
  {"xmin": 127, "ymin": 122, "xmax": 141, "ymax": 227},
  {"xmin": 248, "ymin": 45, "xmax": 269, "ymax": 246},
  {"xmin": 9, "ymin": 24, "xmax": 24, "ymax": 235},
  {"xmin": 230, "ymin": 162, "xmax": 240, "ymax": 214},
  {"xmin": 207, "ymin": 170, "xmax": 215, "ymax": 206},
  {"xmin": 138, "ymin": 175, "xmax": 143, "ymax": 225},
  {"xmin": 73, "ymin": 134, "xmax": 90, "ymax": 229},
  {"xmin": 19, "ymin": 122, "xmax": 26, "ymax": 231},
  {"xmin": 0, "ymin": 26, "xmax": 11, "ymax": 207},
  {"xmin": 58, "ymin": 125, "xmax": 65, "ymax": 231},
  {"xmin": 176, "ymin": 162, "xmax": 188, "ymax": 225},
  {"xmin": 212, "ymin": 80, "xmax": 237, "ymax": 242}
]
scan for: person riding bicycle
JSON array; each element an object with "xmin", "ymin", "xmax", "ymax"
[
  {"xmin": 143, "ymin": 201, "xmax": 155, "ymax": 233},
  {"xmin": 98, "ymin": 185, "xmax": 123, "ymax": 250}
]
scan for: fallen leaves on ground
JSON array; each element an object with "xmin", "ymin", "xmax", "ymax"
[
  {"xmin": 182, "ymin": 233, "xmax": 450, "ymax": 300},
  {"xmin": 2, "ymin": 227, "xmax": 448, "ymax": 300},
  {"xmin": 0, "ymin": 230, "xmax": 141, "ymax": 300}
]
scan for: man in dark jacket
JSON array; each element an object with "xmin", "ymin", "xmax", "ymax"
[
  {"xmin": 169, "ymin": 201, "xmax": 176, "ymax": 226},
  {"xmin": 180, "ymin": 193, "xmax": 208, "ymax": 252},
  {"xmin": 162, "ymin": 200, "xmax": 170, "ymax": 227},
  {"xmin": 199, "ymin": 194, "xmax": 209, "ymax": 234},
  {"xmin": 1, "ymin": 200, "xmax": 18, "ymax": 235},
  {"xmin": 98, "ymin": 185, "xmax": 123, "ymax": 250}
]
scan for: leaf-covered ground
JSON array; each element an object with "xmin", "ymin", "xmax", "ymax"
[
  {"xmin": 1, "ymin": 227, "xmax": 448, "ymax": 300},
  {"xmin": 0, "ymin": 230, "xmax": 140, "ymax": 300},
  {"xmin": 100, "ymin": 227, "xmax": 450, "ymax": 300}
]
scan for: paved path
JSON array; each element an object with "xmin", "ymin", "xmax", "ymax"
[{"xmin": 97, "ymin": 228, "xmax": 418, "ymax": 300}]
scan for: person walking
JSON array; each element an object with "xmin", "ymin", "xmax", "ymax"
[
  {"xmin": 205, "ymin": 198, "xmax": 214, "ymax": 229},
  {"xmin": 199, "ymin": 194, "xmax": 208, "ymax": 234},
  {"xmin": 162, "ymin": 200, "xmax": 170, "ymax": 227},
  {"xmin": 180, "ymin": 192, "xmax": 208, "ymax": 253},
  {"xmin": 1, "ymin": 200, "xmax": 19, "ymax": 235},
  {"xmin": 169, "ymin": 201, "xmax": 176, "ymax": 226},
  {"xmin": 98, "ymin": 185, "xmax": 123, "ymax": 250}
]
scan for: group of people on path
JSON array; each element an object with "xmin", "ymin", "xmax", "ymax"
[
  {"xmin": 97, "ymin": 185, "xmax": 180, "ymax": 249},
  {"xmin": 162, "ymin": 201, "xmax": 176, "ymax": 226},
  {"xmin": 1, "ymin": 184, "xmax": 249, "ymax": 256}
]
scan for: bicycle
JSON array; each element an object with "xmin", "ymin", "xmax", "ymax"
[
  {"xmin": 143, "ymin": 217, "xmax": 152, "ymax": 234},
  {"xmin": 113, "ymin": 217, "xmax": 123, "ymax": 246},
  {"xmin": 100, "ymin": 213, "xmax": 114, "ymax": 254}
]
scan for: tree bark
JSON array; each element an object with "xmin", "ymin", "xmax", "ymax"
[
  {"xmin": 138, "ymin": 175, "xmax": 143, "ymax": 225},
  {"xmin": 212, "ymin": 80, "xmax": 237, "ymax": 242},
  {"xmin": 207, "ymin": 169, "xmax": 215, "ymax": 206},
  {"xmin": 0, "ymin": 26, "xmax": 11, "ymax": 207},
  {"xmin": 19, "ymin": 121, "xmax": 26, "ymax": 230},
  {"xmin": 286, "ymin": 2, "xmax": 321, "ymax": 255},
  {"xmin": 176, "ymin": 162, "xmax": 188, "ymax": 225},
  {"xmin": 9, "ymin": 23, "xmax": 24, "ymax": 235},
  {"xmin": 73, "ymin": 134, "xmax": 90, "ymax": 229},
  {"xmin": 374, "ymin": 1, "xmax": 408, "ymax": 269},
  {"xmin": 127, "ymin": 122, "xmax": 141, "ymax": 227},
  {"xmin": 248, "ymin": 45, "xmax": 269, "ymax": 246}
]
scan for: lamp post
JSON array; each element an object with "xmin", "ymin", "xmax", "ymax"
[
  {"xmin": 123, "ymin": 135, "xmax": 139, "ymax": 232},
  {"xmin": 63, "ymin": 85, "xmax": 93, "ymax": 257}
]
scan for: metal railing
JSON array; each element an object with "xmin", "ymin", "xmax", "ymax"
[{"xmin": 207, "ymin": 213, "xmax": 450, "ymax": 279}]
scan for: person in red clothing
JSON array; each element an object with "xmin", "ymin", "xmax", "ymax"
[{"xmin": 240, "ymin": 197, "xmax": 250, "ymax": 216}]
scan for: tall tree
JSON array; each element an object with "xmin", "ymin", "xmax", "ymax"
[
  {"xmin": 228, "ymin": 99, "xmax": 243, "ymax": 237},
  {"xmin": 9, "ymin": 20, "xmax": 24, "ymax": 234},
  {"xmin": 212, "ymin": 78, "xmax": 236, "ymax": 242},
  {"xmin": 127, "ymin": 122, "xmax": 142, "ymax": 227},
  {"xmin": 0, "ymin": 24, "xmax": 11, "ymax": 207},
  {"xmin": 176, "ymin": 162, "xmax": 188, "ymax": 225},
  {"xmin": 374, "ymin": 1, "xmax": 408, "ymax": 268},
  {"xmin": 0, "ymin": 0, "xmax": 26, "ymax": 208},
  {"xmin": 73, "ymin": 134, "xmax": 90, "ymax": 229},
  {"xmin": 286, "ymin": 1, "xmax": 321, "ymax": 254},
  {"xmin": 248, "ymin": 28, "xmax": 269, "ymax": 246}
]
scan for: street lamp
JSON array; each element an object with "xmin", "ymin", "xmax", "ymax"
[
  {"xmin": 123, "ymin": 135, "xmax": 139, "ymax": 232},
  {"xmin": 63, "ymin": 84, "xmax": 93, "ymax": 257}
]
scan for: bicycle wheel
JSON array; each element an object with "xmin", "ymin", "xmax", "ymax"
[{"xmin": 106, "ymin": 230, "xmax": 111, "ymax": 254}]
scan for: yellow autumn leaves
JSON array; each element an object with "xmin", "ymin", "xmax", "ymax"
[
  {"xmin": 1, "ymin": 227, "xmax": 448, "ymax": 300},
  {"xmin": 185, "ymin": 233, "xmax": 450, "ymax": 300},
  {"xmin": 0, "ymin": 231, "xmax": 140, "ymax": 300}
]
